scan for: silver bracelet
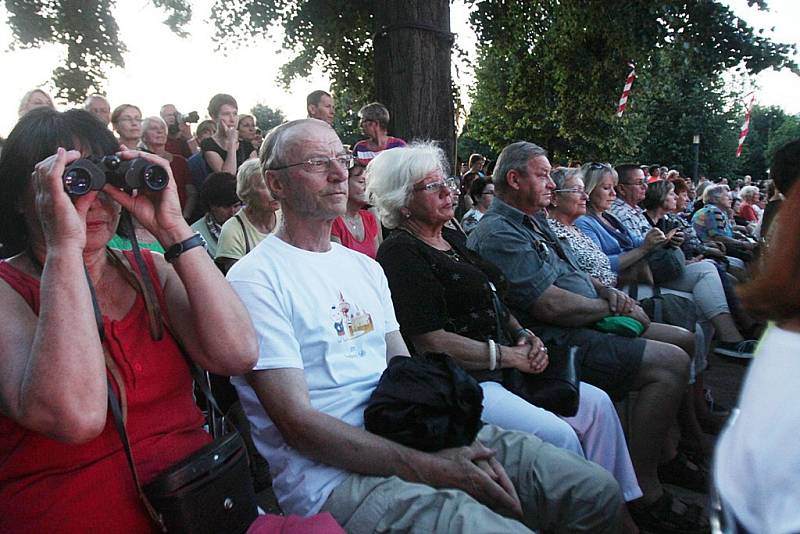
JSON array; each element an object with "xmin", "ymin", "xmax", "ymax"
[{"xmin": 488, "ymin": 339, "xmax": 497, "ymax": 371}]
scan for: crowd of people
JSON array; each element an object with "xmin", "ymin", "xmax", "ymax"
[{"xmin": 0, "ymin": 86, "xmax": 798, "ymax": 534}]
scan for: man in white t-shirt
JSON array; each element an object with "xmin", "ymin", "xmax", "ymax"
[{"xmin": 228, "ymin": 118, "xmax": 624, "ymax": 533}]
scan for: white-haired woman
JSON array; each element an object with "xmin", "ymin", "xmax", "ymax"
[
  {"xmin": 140, "ymin": 116, "xmax": 196, "ymax": 219},
  {"xmin": 368, "ymin": 142, "xmax": 644, "ymax": 515},
  {"xmin": 737, "ymin": 185, "xmax": 760, "ymax": 224},
  {"xmin": 215, "ymin": 159, "xmax": 279, "ymax": 274},
  {"xmin": 692, "ymin": 184, "xmax": 756, "ymax": 263}
]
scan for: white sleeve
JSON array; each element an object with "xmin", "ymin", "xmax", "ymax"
[
  {"xmin": 374, "ymin": 264, "xmax": 400, "ymax": 334},
  {"xmin": 229, "ymin": 279, "xmax": 304, "ymax": 371}
]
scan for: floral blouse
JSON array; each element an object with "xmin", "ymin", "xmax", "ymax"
[{"xmin": 548, "ymin": 218, "xmax": 617, "ymax": 287}]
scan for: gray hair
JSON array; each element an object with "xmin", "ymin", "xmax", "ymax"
[
  {"xmin": 550, "ymin": 167, "xmax": 583, "ymax": 190},
  {"xmin": 139, "ymin": 116, "xmax": 168, "ymax": 150},
  {"xmin": 259, "ymin": 118, "xmax": 326, "ymax": 175},
  {"xmin": 236, "ymin": 158, "xmax": 264, "ymax": 205},
  {"xmin": 740, "ymin": 185, "xmax": 760, "ymax": 201},
  {"xmin": 581, "ymin": 163, "xmax": 618, "ymax": 197},
  {"xmin": 83, "ymin": 94, "xmax": 109, "ymax": 109},
  {"xmin": 358, "ymin": 102, "xmax": 391, "ymax": 129},
  {"xmin": 365, "ymin": 141, "xmax": 448, "ymax": 229},
  {"xmin": 493, "ymin": 142, "xmax": 548, "ymax": 194},
  {"xmin": 703, "ymin": 184, "xmax": 730, "ymax": 205}
]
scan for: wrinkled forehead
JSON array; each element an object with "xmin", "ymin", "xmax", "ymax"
[
  {"xmin": 286, "ymin": 123, "xmax": 343, "ymax": 159},
  {"xmin": 528, "ymin": 155, "xmax": 551, "ymax": 174}
]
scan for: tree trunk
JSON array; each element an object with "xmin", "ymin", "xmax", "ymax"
[{"xmin": 373, "ymin": 0, "xmax": 456, "ymax": 172}]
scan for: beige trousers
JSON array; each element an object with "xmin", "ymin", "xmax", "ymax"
[{"xmin": 321, "ymin": 424, "xmax": 623, "ymax": 533}]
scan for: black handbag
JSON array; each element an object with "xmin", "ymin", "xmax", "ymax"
[
  {"xmin": 501, "ymin": 346, "xmax": 581, "ymax": 417},
  {"xmin": 107, "ymin": 374, "xmax": 258, "ymax": 534},
  {"xmin": 639, "ymin": 287, "xmax": 697, "ymax": 333},
  {"xmin": 486, "ymin": 281, "xmax": 581, "ymax": 417},
  {"xmin": 647, "ymin": 246, "xmax": 686, "ymax": 284}
]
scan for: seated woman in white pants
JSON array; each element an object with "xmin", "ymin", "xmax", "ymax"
[{"xmin": 368, "ymin": 142, "xmax": 642, "ymax": 506}]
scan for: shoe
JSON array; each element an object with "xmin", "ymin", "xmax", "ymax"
[
  {"xmin": 714, "ymin": 339, "xmax": 757, "ymax": 359},
  {"xmin": 629, "ymin": 490, "xmax": 710, "ymax": 534},
  {"xmin": 658, "ymin": 452, "xmax": 709, "ymax": 493}
]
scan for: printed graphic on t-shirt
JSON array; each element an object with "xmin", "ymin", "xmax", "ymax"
[{"xmin": 330, "ymin": 291, "xmax": 374, "ymax": 341}]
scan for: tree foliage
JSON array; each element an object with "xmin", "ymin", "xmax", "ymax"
[
  {"xmin": 464, "ymin": 0, "xmax": 798, "ymax": 177},
  {"xmin": 211, "ymin": 0, "xmax": 375, "ymax": 104},
  {"xmin": 250, "ymin": 103, "xmax": 286, "ymax": 132},
  {"xmin": 733, "ymin": 105, "xmax": 788, "ymax": 179},
  {"xmin": 4, "ymin": 0, "xmax": 191, "ymax": 103}
]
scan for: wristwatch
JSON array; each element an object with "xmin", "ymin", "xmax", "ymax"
[{"xmin": 164, "ymin": 233, "xmax": 207, "ymax": 263}]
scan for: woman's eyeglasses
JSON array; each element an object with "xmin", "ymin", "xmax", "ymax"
[
  {"xmin": 554, "ymin": 187, "xmax": 586, "ymax": 195},
  {"xmin": 413, "ymin": 177, "xmax": 459, "ymax": 194}
]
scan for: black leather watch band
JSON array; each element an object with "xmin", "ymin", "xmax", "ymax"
[{"xmin": 164, "ymin": 233, "xmax": 206, "ymax": 263}]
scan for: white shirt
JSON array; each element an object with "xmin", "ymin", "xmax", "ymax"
[
  {"xmin": 227, "ymin": 235, "xmax": 400, "ymax": 516},
  {"xmin": 715, "ymin": 325, "xmax": 800, "ymax": 533}
]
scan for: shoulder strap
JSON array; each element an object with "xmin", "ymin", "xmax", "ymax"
[{"xmin": 235, "ymin": 214, "xmax": 251, "ymax": 254}]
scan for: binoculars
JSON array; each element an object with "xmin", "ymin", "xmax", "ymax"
[{"xmin": 62, "ymin": 155, "xmax": 169, "ymax": 196}]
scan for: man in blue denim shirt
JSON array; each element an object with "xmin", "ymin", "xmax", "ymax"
[{"xmin": 468, "ymin": 141, "xmax": 699, "ymax": 531}]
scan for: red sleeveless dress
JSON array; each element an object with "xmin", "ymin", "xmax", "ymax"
[{"xmin": 0, "ymin": 250, "xmax": 210, "ymax": 533}]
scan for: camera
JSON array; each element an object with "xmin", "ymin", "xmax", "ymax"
[
  {"xmin": 62, "ymin": 155, "xmax": 169, "ymax": 196},
  {"xmin": 167, "ymin": 110, "xmax": 200, "ymax": 136}
]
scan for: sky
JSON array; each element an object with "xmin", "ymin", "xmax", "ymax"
[{"xmin": 1, "ymin": 0, "xmax": 798, "ymax": 138}]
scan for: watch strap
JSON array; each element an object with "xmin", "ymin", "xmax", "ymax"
[{"xmin": 164, "ymin": 233, "xmax": 206, "ymax": 263}]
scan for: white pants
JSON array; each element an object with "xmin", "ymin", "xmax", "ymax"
[
  {"xmin": 480, "ymin": 381, "xmax": 643, "ymax": 501},
  {"xmin": 662, "ymin": 259, "xmax": 730, "ymax": 321}
]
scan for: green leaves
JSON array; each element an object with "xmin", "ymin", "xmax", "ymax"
[
  {"xmin": 4, "ymin": 0, "xmax": 194, "ymax": 103},
  {"xmin": 464, "ymin": 0, "xmax": 797, "ymax": 177}
]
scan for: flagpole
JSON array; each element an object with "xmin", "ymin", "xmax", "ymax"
[{"xmin": 616, "ymin": 63, "xmax": 636, "ymax": 118}]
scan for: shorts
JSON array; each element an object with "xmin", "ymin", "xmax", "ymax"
[{"xmin": 536, "ymin": 326, "xmax": 645, "ymax": 401}]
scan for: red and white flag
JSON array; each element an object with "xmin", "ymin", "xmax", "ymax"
[
  {"xmin": 736, "ymin": 93, "xmax": 756, "ymax": 158},
  {"xmin": 616, "ymin": 63, "xmax": 636, "ymax": 118}
]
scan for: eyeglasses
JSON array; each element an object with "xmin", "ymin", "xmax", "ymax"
[
  {"xmin": 554, "ymin": 187, "xmax": 586, "ymax": 195},
  {"xmin": 270, "ymin": 153, "xmax": 354, "ymax": 173},
  {"xmin": 413, "ymin": 177, "xmax": 459, "ymax": 194},
  {"xmin": 482, "ymin": 190, "xmax": 495, "ymax": 196}
]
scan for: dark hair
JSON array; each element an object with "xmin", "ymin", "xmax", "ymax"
[
  {"xmin": 207, "ymin": 93, "xmax": 238, "ymax": 119},
  {"xmin": 195, "ymin": 119, "xmax": 216, "ymax": 138},
  {"xmin": 648, "ymin": 165, "xmax": 660, "ymax": 176},
  {"xmin": 306, "ymin": 90, "xmax": 331, "ymax": 108},
  {"xmin": 770, "ymin": 138, "xmax": 800, "ymax": 195},
  {"xmin": 615, "ymin": 163, "xmax": 643, "ymax": 185},
  {"xmin": 0, "ymin": 108, "xmax": 120, "ymax": 255},
  {"xmin": 641, "ymin": 179, "xmax": 674, "ymax": 210},
  {"xmin": 200, "ymin": 172, "xmax": 239, "ymax": 210},
  {"xmin": 671, "ymin": 177, "xmax": 689, "ymax": 196},
  {"xmin": 468, "ymin": 153, "xmax": 485, "ymax": 168},
  {"xmin": 468, "ymin": 176, "xmax": 492, "ymax": 203}
]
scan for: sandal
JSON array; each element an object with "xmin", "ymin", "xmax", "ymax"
[
  {"xmin": 658, "ymin": 452, "xmax": 709, "ymax": 493},
  {"xmin": 629, "ymin": 490, "xmax": 710, "ymax": 534}
]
